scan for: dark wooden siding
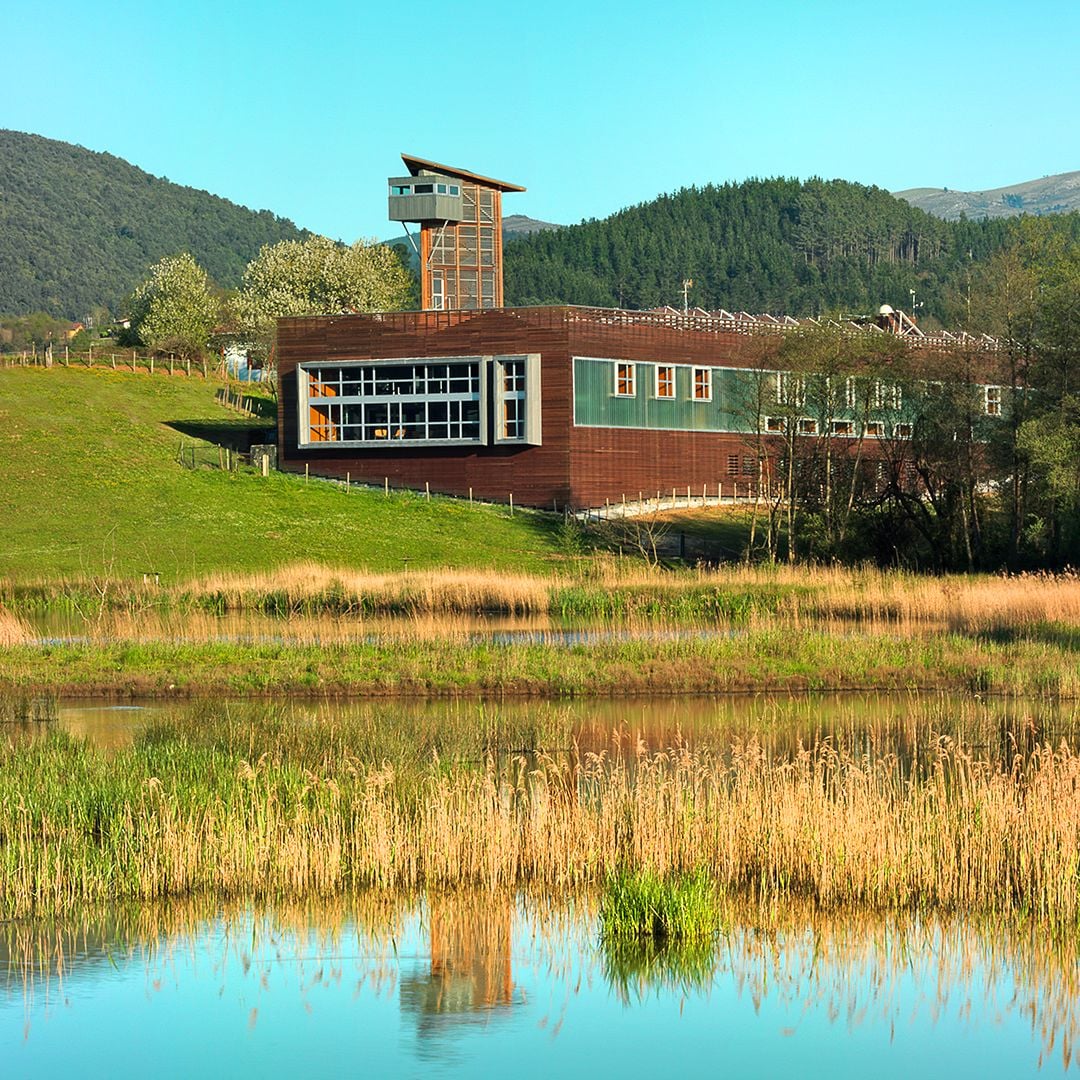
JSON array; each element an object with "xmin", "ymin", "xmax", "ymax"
[
  {"xmin": 276, "ymin": 308, "xmax": 959, "ymax": 510},
  {"xmin": 277, "ymin": 310, "xmax": 574, "ymax": 507}
]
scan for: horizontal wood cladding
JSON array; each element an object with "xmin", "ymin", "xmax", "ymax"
[
  {"xmin": 277, "ymin": 311, "xmax": 574, "ymax": 506},
  {"xmin": 275, "ymin": 308, "xmax": 936, "ymax": 510},
  {"xmin": 568, "ymin": 427, "xmax": 768, "ymax": 508}
]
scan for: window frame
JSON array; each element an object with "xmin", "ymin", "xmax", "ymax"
[
  {"xmin": 614, "ymin": 362, "xmax": 637, "ymax": 397},
  {"xmin": 692, "ymin": 366, "xmax": 712, "ymax": 402},
  {"xmin": 654, "ymin": 365, "xmax": 675, "ymax": 399},
  {"xmin": 298, "ymin": 357, "xmax": 488, "ymax": 448}
]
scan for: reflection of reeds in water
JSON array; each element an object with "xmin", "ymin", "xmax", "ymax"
[
  {"xmin": 0, "ymin": 892, "xmax": 412, "ymax": 1005},
  {"xmin": 596, "ymin": 893, "xmax": 1080, "ymax": 1069},
  {"xmin": 5, "ymin": 715, "xmax": 1080, "ymax": 928},
  {"xmin": 4, "ymin": 891, "xmax": 1080, "ymax": 1072}
]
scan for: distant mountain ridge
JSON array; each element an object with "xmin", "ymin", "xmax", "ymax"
[
  {"xmin": 0, "ymin": 130, "xmax": 309, "ymax": 319},
  {"xmin": 503, "ymin": 214, "xmax": 561, "ymax": 237},
  {"xmin": 895, "ymin": 172, "xmax": 1080, "ymax": 220}
]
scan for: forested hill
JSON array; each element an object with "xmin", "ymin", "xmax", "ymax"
[
  {"xmin": 0, "ymin": 130, "xmax": 309, "ymax": 319},
  {"xmin": 503, "ymin": 177, "xmax": 1043, "ymax": 321}
]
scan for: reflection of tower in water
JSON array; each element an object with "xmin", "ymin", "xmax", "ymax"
[{"xmin": 399, "ymin": 893, "xmax": 516, "ymax": 1040}]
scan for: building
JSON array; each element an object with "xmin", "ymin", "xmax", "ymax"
[
  {"xmin": 274, "ymin": 157, "xmax": 1008, "ymax": 510},
  {"xmin": 276, "ymin": 304, "xmax": 1008, "ymax": 510}
]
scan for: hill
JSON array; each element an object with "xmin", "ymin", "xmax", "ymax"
[
  {"xmin": 503, "ymin": 214, "xmax": 561, "ymax": 237},
  {"xmin": 503, "ymin": 177, "xmax": 1079, "ymax": 321},
  {"xmin": 0, "ymin": 130, "xmax": 309, "ymax": 320},
  {"xmin": 895, "ymin": 172, "xmax": 1080, "ymax": 221},
  {"xmin": 0, "ymin": 366, "xmax": 568, "ymax": 583}
]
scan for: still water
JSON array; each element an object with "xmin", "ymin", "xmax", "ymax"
[
  {"xmin": 2, "ymin": 893, "xmax": 1076, "ymax": 1078},
  {"xmin": 34, "ymin": 691, "xmax": 1080, "ymax": 765},
  {"xmin": 6, "ymin": 693, "xmax": 1080, "ymax": 1075}
]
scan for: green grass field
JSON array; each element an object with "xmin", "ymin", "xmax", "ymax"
[{"xmin": 0, "ymin": 367, "xmax": 574, "ymax": 582}]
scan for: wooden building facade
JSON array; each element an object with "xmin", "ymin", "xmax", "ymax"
[{"xmin": 276, "ymin": 305, "xmax": 1009, "ymax": 510}]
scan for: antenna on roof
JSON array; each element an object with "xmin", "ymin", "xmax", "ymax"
[{"xmin": 682, "ymin": 279, "xmax": 693, "ymax": 315}]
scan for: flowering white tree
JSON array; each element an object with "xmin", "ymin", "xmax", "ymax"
[
  {"xmin": 232, "ymin": 236, "xmax": 413, "ymax": 359},
  {"xmin": 128, "ymin": 253, "xmax": 219, "ymax": 360}
]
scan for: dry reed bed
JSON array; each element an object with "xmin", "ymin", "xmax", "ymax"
[
  {"xmin": 0, "ymin": 604, "xmax": 32, "ymax": 647},
  {"xmin": 6, "ymin": 734, "xmax": 1080, "ymax": 925},
  {"xmin": 8, "ymin": 561, "xmax": 1080, "ymax": 633},
  {"xmin": 157, "ymin": 561, "xmax": 1080, "ymax": 630},
  {"xmin": 179, "ymin": 563, "xmax": 1080, "ymax": 627},
  {"xmin": 182, "ymin": 564, "xmax": 553, "ymax": 615}
]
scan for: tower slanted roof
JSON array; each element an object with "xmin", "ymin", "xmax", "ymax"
[{"xmin": 400, "ymin": 153, "xmax": 525, "ymax": 193}]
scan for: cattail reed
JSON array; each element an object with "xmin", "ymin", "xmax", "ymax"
[{"xmin": 4, "ymin": 719, "xmax": 1080, "ymax": 926}]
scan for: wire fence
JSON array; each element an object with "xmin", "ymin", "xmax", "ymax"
[{"xmin": 0, "ymin": 347, "xmax": 275, "ymax": 384}]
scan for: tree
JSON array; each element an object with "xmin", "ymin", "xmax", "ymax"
[
  {"xmin": 128, "ymin": 253, "xmax": 218, "ymax": 360},
  {"xmin": 231, "ymin": 236, "xmax": 413, "ymax": 359}
]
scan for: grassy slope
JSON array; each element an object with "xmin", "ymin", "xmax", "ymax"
[{"xmin": 0, "ymin": 367, "xmax": 568, "ymax": 582}]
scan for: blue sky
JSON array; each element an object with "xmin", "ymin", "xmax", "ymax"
[{"xmin": 7, "ymin": 0, "xmax": 1079, "ymax": 242}]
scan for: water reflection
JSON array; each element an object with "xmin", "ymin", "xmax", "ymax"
[
  {"xmin": 2, "ymin": 893, "xmax": 1079, "ymax": 1075},
  {"xmin": 23, "ymin": 693, "xmax": 1080, "ymax": 771},
  {"xmin": 400, "ymin": 893, "xmax": 518, "ymax": 1050}
]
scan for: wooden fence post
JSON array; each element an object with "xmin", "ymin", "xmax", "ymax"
[{"xmin": 509, "ymin": 493, "xmax": 514, "ymax": 515}]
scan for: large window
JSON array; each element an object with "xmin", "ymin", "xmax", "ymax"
[
  {"xmin": 494, "ymin": 354, "xmax": 542, "ymax": 446},
  {"xmin": 301, "ymin": 359, "xmax": 484, "ymax": 446},
  {"xmin": 501, "ymin": 358, "xmax": 526, "ymax": 439}
]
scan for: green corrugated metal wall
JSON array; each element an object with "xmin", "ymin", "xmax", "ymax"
[{"xmin": 572, "ymin": 356, "xmax": 1008, "ymax": 437}]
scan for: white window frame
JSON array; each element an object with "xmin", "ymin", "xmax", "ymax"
[
  {"xmin": 985, "ymin": 385, "xmax": 1002, "ymax": 416},
  {"xmin": 614, "ymin": 362, "xmax": 636, "ymax": 397},
  {"xmin": 894, "ymin": 422, "xmax": 913, "ymax": 440},
  {"xmin": 493, "ymin": 353, "xmax": 542, "ymax": 446},
  {"xmin": 692, "ymin": 367, "xmax": 712, "ymax": 402},
  {"xmin": 298, "ymin": 357, "xmax": 487, "ymax": 448},
  {"xmin": 655, "ymin": 365, "xmax": 675, "ymax": 399},
  {"xmin": 864, "ymin": 420, "xmax": 885, "ymax": 438},
  {"xmin": 797, "ymin": 417, "xmax": 818, "ymax": 435}
]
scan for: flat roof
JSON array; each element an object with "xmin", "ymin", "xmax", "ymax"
[{"xmin": 400, "ymin": 153, "xmax": 525, "ymax": 193}]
